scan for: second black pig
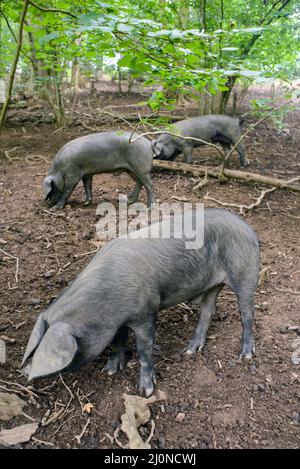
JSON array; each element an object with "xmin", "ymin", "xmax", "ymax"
[
  {"xmin": 152, "ymin": 114, "xmax": 245, "ymax": 166},
  {"xmin": 43, "ymin": 131, "xmax": 154, "ymax": 209},
  {"xmin": 22, "ymin": 208, "xmax": 259, "ymax": 396}
]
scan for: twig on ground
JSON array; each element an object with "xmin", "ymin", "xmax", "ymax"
[
  {"xmin": 74, "ymin": 418, "xmax": 91, "ymax": 444},
  {"xmin": 146, "ymin": 419, "xmax": 155, "ymax": 444},
  {"xmin": 171, "ymin": 196, "xmax": 191, "ymax": 202},
  {"xmin": 0, "ymin": 380, "xmax": 40, "ymax": 399},
  {"xmin": 0, "ymin": 248, "xmax": 19, "ymax": 283},
  {"xmin": 205, "ymin": 186, "xmax": 277, "ymax": 215},
  {"xmin": 31, "ymin": 437, "xmax": 55, "ymax": 447},
  {"xmin": 4, "ymin": 147, "xmax": 18, "ymax": 162},
  {"xmin": 258, "ymin": 267, "xmax": 270, "ymax": 286},
  {"xmin": 74, "ymin": 248, "xmax": 100, "ymax": 259},
  {"xmin": 275, "ymin": 287, "xmax": 300, "ymax": 295},
  {"xmin": 193, "ymin": 168, "xmax": 209, "ymax": 191},
  {"xmin": 43, "ymin": 209, "xmax": 66, "ymax": 218},
  {"xmin": 0, "ymin": 335, "xmax": 16, "ymax": 343}
]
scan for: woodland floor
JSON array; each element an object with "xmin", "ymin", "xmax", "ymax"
[{"xmin": 0, "ymin": 84, "xmax": 299, "ymax": 449}]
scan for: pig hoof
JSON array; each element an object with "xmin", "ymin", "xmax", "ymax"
[
  {"xmin": 239, "ymin": 353, "xmax": 252, "ymax": 362},
  {"xmin": 103, "ymin": 356, "xmax": 124, "ymax": 375},
  {"xmin": 83, "ymin": 199, "xmax": 92, "ymax": 206},
  {"xmin": 139, "ymin": 371, "xmax": 156, "ymax": 397},
  {"xmin": 128, "ymin": 196, "xmax": 139, "ymax": 204},
  {"xmin": 184, "ymin": 349, "xmax": 193, "ymax": 355}
]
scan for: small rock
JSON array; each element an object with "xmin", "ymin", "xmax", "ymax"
[
  {"xmin": 30, "ymin": 298, "xmax": 41, "ymax": 306},
  {"xmin": 250, "ymin": 364, "xmax": 256, "ymax": 375},
  {"xmin": 257, "ymin": 384, "xmax": 265, "ymax": 392},
  {"xmin": 165, "ymin": 405, "xmax": 174, "ymax": 414},
  {"xmin": 279, "ymin": 326, "xmax": 288, "ymax": 334},
  {"xmin": 260, "ymin": 440, "xmax": 268, "ymax": 447},
  {"xmin": 175, "ymin": 412, "xmax": 185, "ymax": 423},
  {"xmin": 44, "ymin": 272, "xmax": 53, "ymax": 278},
  {"xmin": 199, "ymin": 441, "xmax": 209, "ymax": 449},
  {"xmin": 83, "ymin": 231, "xmax": 93, "ymax": 240},
  {"xmin": 253, "ymin": 384, "xmax": 258, "ymax": 391},
  {"xmin": 111, "ymin": 419, "xmax": 119, "ymax": 430},
  {"xmin": 172, "ymin": 354, "xmax": 181, "ymax": 362}
]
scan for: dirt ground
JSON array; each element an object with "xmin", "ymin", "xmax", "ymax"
[{"xmin": 0, "ymin": 85, "xmax": 299, "ymax": 449}]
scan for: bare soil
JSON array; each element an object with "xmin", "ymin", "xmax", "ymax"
[{"xmin": 0, "ymin": 86, "xmax": 299, "ymax": 449}]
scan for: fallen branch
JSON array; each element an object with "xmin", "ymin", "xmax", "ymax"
[{"xmin": 152, "ymin": 160, "xmax": 300, "ymax": 192}]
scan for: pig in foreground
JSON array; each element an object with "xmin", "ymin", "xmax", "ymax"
[
  {"xmin": 22, "ymin": 208, "xmax": 259, "ymax": 397},
  {"xmin": 152, "ymin": 114, "xmax": 245, "ymax": 166},
  {"xmin": 43, "ymin": 131, "xmax": 154, "ymax": 209}
]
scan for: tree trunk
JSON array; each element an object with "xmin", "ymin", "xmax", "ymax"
[{"xmin": 0, "ymin": 0, "xmax": 30, "ymax": 129}]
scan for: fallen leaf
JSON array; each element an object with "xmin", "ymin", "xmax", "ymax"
[{"xmin": 83, "ymin": 403, "xmax": 94, "ymax": 414}]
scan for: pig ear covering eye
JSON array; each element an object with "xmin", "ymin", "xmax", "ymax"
[
  {"xmin": 21, "ymin": 313, "xmax": 47, "ymax": 366},
  {"xmin": 43, "ymin": 176, "xmax": 54, "ymax": 199},
  {"xmin": 151, "ymin": 140, "xmax": 163, "ymax": 156},
  {"xmin": 28, "ymin": 323, "xmax": 78, "ymax": 380}
]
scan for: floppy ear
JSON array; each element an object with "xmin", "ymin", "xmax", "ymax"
[
  {"xmin": 43, "ymin": 176, "xmax": 54, "ymax": 199},
  {"xmin": 22, "ymin": 313, "xmax": 47, "ymax": 366},
  {"xmin": 28, "ymin": 323, "xmax": 78, "ymax": 380},
  {"xmin": 151, "ymin": 140, "xmax": 163, "ymax": 157}
]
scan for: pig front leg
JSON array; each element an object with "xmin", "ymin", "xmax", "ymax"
[
  {"xmin": 185, "ymin": 285, "xmax": 223, "ymax": 354},
  {"xmin": 104, "ymin": 327, "xmax": 129, "ymax": 375},
  {"xmin": 182, "ymin": 145, "xmax": 193, "ymax": 164},
  {"xmin": 236, "ymin": 143, "xmax": 246, "ymax": 167},
  {"xmin": 82, "ymin": 175, "xmax": 93, "ymax": 205},
  {"xmin": 132, "ymin": 319, "xmax": 156, "ymax": 397},
  {"xmin": 52, "ymin": 175, "xmax": 79, "ymax": 209}
]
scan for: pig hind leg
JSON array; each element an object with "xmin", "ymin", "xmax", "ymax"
[
  {"xmin": 133, "ymin": 172, "xmax": 154, "ymax": 209},
  {"xmin": 82, "ymin": 175, "xmax": 93, "ymax": 205},
  {"xmin": 104, "ymin": 327, "xmax": 129, "ymax": 375},
  {"xmin": 127, "ymin": 172, "xmax": 143, "ymax": 204},
  {"xmin": 235, "ymin": 288, "xmax": 255, "ymax": 360},
  {"xmin": 220, "ymin": 142, "xmax": 232, "ymax": 162},
  {"xmin": 185, "ymin": 284, "xmax": 224, "ymax": 354},
  {"xmin": 132, "ymin": 318, "xmax": 156, "ymax": 397}
]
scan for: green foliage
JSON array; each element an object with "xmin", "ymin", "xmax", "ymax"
[{"xmin": 0, "ymin": 0, "xmax": 299, "ymax": 114}]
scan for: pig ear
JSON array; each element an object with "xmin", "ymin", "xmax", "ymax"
[
  {"xmin": 151, "ymin": 140, "xmax": 163, "ymax": 157},
  {"xmin": 43, "ymin": 176, "xmax": 54, "ymax": 199},
  {"xmin": 28, "ymin": 323, "xmax": 78, "ymax": 380},
  {"xmin": 22, "ymin": 313, "xmax": 47, "ymax": 366}
]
